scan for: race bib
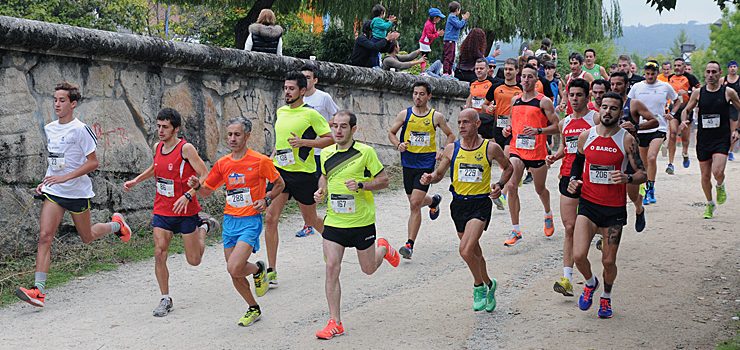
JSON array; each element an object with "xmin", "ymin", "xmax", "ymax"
[
  {"xmin": 496, "ymin": 116, "xmax": 510, "ymax": 128},
  {"xmin": 48, "ymin": 152, "xmax": 65, "ymax": 171},
  {"xmin": 565, "ymin": 136, "xmax": 579, "ymax": 154},
  {"xmin": 275, "ymin": 149, "xmax": 295, "ymax": 166},
  {"xmin": 156, "ymin": 178, "xmax": 175, "ymax": 197},
  {"xmin": 702, "ymin": 114, "xmax": 720, "ymax": 129},
  {"xmin": 457, "ymin": 163, "xmax": 483, "ymax": 183},
  {"xmin": 409, "ymin": 131, "xmax": 431, "ymax": 147},
  {"xmin": 227, "ymin": 188, "xmax": 253, "ymax": 208},
  {"xmin": 472, "ymin": 97, "xmax": 484, "ymax": 109},
  {"xmin": 330, "ymin": 194, "xmax": 355, "ymax": 214},
  {"xmin": 515, "ymin": 135, "xmax": 536, "ymax": 150},
  {"xmin": 589, "ymin": 164, "xmax": 615, "ymax": 185}
]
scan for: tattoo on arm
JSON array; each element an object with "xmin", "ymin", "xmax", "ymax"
[
  {"xmin": 631, "ymin": 139, "xmax": 645, "ymax": 171},
  {"xmin": 607, "ymin": 225, "xmax": 622, "ymax": 245}
]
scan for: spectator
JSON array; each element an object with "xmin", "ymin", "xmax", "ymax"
[
  {"xmin": 418, "ymin": 8, "xmax": 445, "ymax": 72},
  {"xmin": 244, "ymin": 9, "xmax": 283, "ymax": 55},
  {"xmin": 486, "ymin": 56, "xmax": 497, "ymax": 78},
  {"xmin": 454, "ymin": 28, "xmax": 486, "ymax": 83},
  {"xmin": 442, "ymin": 1, "xmax": 469, "ymax": 75},
  {"xmin": 370, "ymin": 4, "xmax": 397, "ymax": 67},
  {"xmin": 349, "ymin": 21, "xmax": 399, "ymax": 68},
  {"xmin": 382, "ymin": 41, "xmax": 425, "ymax": 71},
  {"xmin": 534, "ymin": 38, "xmax": 551, "ymax": 58}
]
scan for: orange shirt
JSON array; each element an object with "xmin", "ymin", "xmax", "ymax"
[
  {"xmin": 486, "ymin": 82, "xmax": 523, "ymax": 116},
  {"xmin": 469, "ymin": 78, "xmax": 495, "ymax": 114},
  {"xmin": 510, "ymin": 93, "xmax": 549, "ymax": 160},
  {"xmin": 204, "ymin": 149, "xmax": 280, "ymax": 217},
  {"xmin": 535, "ymin": 80, "xmax": 544, "ymax": 94}
]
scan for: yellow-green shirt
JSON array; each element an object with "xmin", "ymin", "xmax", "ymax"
[{"xmin": 273, "ymin": 104, "xmax": 331, "ymax": 173}]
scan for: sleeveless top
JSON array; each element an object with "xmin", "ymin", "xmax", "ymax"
[
  {"xmin": 697, "ymin": 85, "xmax": 731, "ymax": 143},
  {"xmin": 400, "ymin": 107, "xmax": 437, "ymax": 169},
  {"xmin": 560, "ymin": 111, "xmax": 597, "ymax": 177},
  {"xmin": 510, "ymin": 93, "xmax": 549, "ymax": 160},
  {"xmin": 565, "ymin": 71, "xmax": 587, "ymax": 114},
  {"xmin": 581, "ymin": 128, "xmax": 628, "ymax": 207},
  {"xmin": 449, "ymin": 139, "xmax": 492, "ymax": 199},
  {"xmin": 153, "ymin": 139, "xmax": 201, "ymax": 216},
  {"xmin": 582, "ymin": 64, "xmax": 602, "ymax": 80}
]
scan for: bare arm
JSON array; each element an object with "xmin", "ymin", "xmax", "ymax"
[
  {"xmin": 599, "ymin": 66, "xmax": 608, "ymax": 80},
  {"xmin": 388, "ymin": 110, "xmax": 408, "ymax": 151},
  {"xmin": 43, "ymin": 151, "xmax": 99, "ymax": 187},
  {"xmin": 680, "ymin": 90, "xmax": 700, "ymax": 128},
  {"xmin": 288, "ymin": 132, "xmax": 334, "ymax": 148},
  {"xmin": 539, "ymin": 97, "xmax": 560, "ymax": 135},
  {"xmin": 254, "ymin": 175, "xmax": 285, "ymax": 212},
  {"xmin": 488, "ymin": 142, "xmax": 513, "ymax": 198},
  {"xmin": 584, "ymin": 72, "xmax": 595, "ymax": 83},
  {"xmin": 123, "ymin": 163, "xmax": 155, "ymax": 191},
  {"xmin": 614, "ymin": 134, "xmax": 647, "ymax": 185},
  {"xmin": 172, "ymin": 143, "xmax": 211, "ymax": 214},
  {"xmin": 546, "ymin": 120, "xmax": 566, "ymax": 165},
  {"xmin": 632, "ymin": 100, "xmax": 659, "ymax": 131},
  {"xmin": 355, "ymin": 170, "xmax": 389, "ymax": 191}
]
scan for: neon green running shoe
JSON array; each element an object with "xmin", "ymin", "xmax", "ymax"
[
  {"xmin": 703, "ymin": 203, "xmax": 715, "ymax": 219},
  {"xmin": 553, "ymin": 277, "xmax": 574, "ymax": 296},
  {"xmin": 473, "ymin": 285, "xmax": 487, "ymax": 311},
  {"xmin": 254, "ymin": 261, "xmax": 268, "ymax": 297},
  {"xmin": 266, "ymin": 271, "xmax": 278, "ymax": 288},
  {"xmin": 639, "ymin": 183, "xmax": 646, "ymax": 197},
  {"xmin": 238, "ymin": 306, "xmax": 261, "ymax": 326},
  {"xmin": 485, "ymin": 279, "xmax": 498, "ymax": 312},
  {"xmin": 717, "ymin": 184, "xmax": 727, "ymax": 205}
]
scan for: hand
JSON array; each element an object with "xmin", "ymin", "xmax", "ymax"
[
  {"xmin": 387, "ymin": 31, "xmax": 400, "ymax": 41},
  {"xmin": 664, "ymin": 113, "xmax": 674, "ymax": 121},
  {"xmin": 522, "ymin": 126, "xmax": 538, "ymax": 136},
  {"xmin": 187, "ymin": 175, "xmax": 200, "ymax": 189},
  {"xmin": 42, "ymin": 175, "xmax": 69, "ymax": 187},
  {"xmin": 492, "ymin": 48, "xmax": 501, "ymax": 57},
  {"xmin": 123, "ymin": 180, "xmax": 137, "ymax": 192},
  {"xmin": 397, "ymin": 141, "xmax": 409, "ymax": 152},
  {"xmin": 437, "ymin": 29, "xmax": 445, "ymax": 36},
  {"xmin": 35, "ymin": 183, "xmax": 43, "ymax": 195},
  {"xmin": 567, "ymin": 179, "xmax": 583, "ymax": 194},
  {"xmin": 545, "ymin": 154, "xmax": 558, "ymax": 166},
  {"xmin": 288, "ymin": 132, "xmax": 306, "ymax": 148},
  {"xmin": 620, "ymin": 121, "xmax": 636, "ymax": 132},
  {"xmin": 486, "ymin": 103, "xmax": 496, "ymax": 114},
  {"xmin": 253, "ymin": 199, "xmax": 268, "ymax": 213},
  {"xmin": 732, "ymin": 130, "xmax": 739, "ymax": 144},
  {"xmin": 314, "ymin": 187, "xmax": 326, "ymax": 203},
  {"xmin": 502, "ymin": 126, "xmax": 512, "ymax": 138},
  {"xmin": 610, "ymin": 171, "xmax": 628, "ymax": 184},
  {"xmin": 462, "ymin": 12, "xmax": 470, "ymax": 20},
  {"xmin": 389, "ymin": 15, "xmax": 397, "ymax": 22},
  {"xmin": 489, "ymin": 182, "xmax": 502, "ymax": 199},
  {"xmin": 678, "ymin": 120, "xmax": 689, "ymax": 132},
  {"xmin": 420, "ymin": 173, "xmax": 434, "ymax": 186},
  {"xmin": 172, "ymin": 195, "xmax": 190, "ymax": 214},
  {"xmin": 345, "ymin": 179, "xmax": 360, "ymax": 191},
  {"xmin": 679, "ymin": 89, "xmax": 688, "ymax": 96},
  {"xmin": 556, "ymin": 103, "xmax": 566, "ymax": 113}
]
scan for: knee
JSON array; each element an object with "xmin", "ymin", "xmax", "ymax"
[
  {"xmin": 154, "ymin": 246, "xmax": 168, "ymax": 262},
  {"xmin": 505, "ymin": 182, "xmax": 518, "ymax": 195},
  {"xmin": 38, "ymin": 230, "xmax": 55, "ymax": 246},
  {"xmin": 226, "ymin": 260, "xmax": 243, "ymax": 277},
  {"xmin": 573, "ymin": 250, "xmax": 588, "ymax": 265},
  {"xmin": 668, "ymin": 132, "xmax": 677, "ymax": 140},
  {"xmin": 409, "ymin": 198, "xmax": 424, "ymax": 211},
  {"xmin": 534, "ymin": 184, "xmax": 548, "ymax": 195},
  {"xmin": 459, "ymin": 246, "xmax": 475, "ymax": 261},
  {"xmin": 564, "ymin": 222, "xmax": 575, "ymax": 235},
  {"xmin": 325, "ymin": 261, "xmax": 341, "ymax": 278},
  {"xmin": 264, "ymin": 211, "xmax": 279, "ymax": 227},
  {"xmin": 647, "ymin": 153, "xmax": 658, "ymax": 163},
  {"xmin": 602, "ymin": 256, "xmax": 617, "ymax": 270},
  {"xmin": 185, "ymin": 254, "xmax": 202, "ymax": 266}
]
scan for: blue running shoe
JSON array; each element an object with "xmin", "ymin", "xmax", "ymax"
[
  {"xmin": 295, "ymin": 225, "xmax": 315, "ymax": 237},
  {"xmin": 578, "ymin": 277, "xmax": 599, "ymax": 311},
  {"xmin": 598, "ymin": 297, "xmax": 613, "ymax": 318},
  {"xmin": 648, "ymin": 188, "xmax": 656, "ymax": 204},
  {"xmin": 729, "ymin": 152, "xmax": 735, "ymax": 161},
  {"xmin": 429, "ymin": 194, "xmax": 442, "ymax": 220},
  {"xmin": 665, "ymin": 164, "xmax": 674, "ymax": 175},
  {"xmin": 682, "ymin": 155, "xmax": 690, "ymax": 168},
  {"xmin": 642, "ymin": 193, "xmax": 650, "ymax": 206}
]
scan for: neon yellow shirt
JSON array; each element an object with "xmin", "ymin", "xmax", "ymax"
[{"xmin": 273, "ymin": 104, "xmax": 331, "ymax": 173}]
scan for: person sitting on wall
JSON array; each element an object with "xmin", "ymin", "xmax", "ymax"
[
  {"xmin": 382, "ymin": 41, "xmax": 426, "ymax": 72},
  {"xmin": 350, "ymin": 20, "xmax": 400, "ymax": 68},
  {"xmin": 245, "ymin": 9, "xmax": 283, "ymax": 56}
]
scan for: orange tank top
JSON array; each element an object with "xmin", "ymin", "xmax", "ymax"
[{"xmin": 510, "ymin": 93, "xmax": 549, "ymax": 160}]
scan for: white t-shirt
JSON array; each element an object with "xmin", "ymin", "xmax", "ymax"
[
  {"xmin": 628, "ymin": 80, "xmax": 678, "ymax": 133},
  {"xmin": 304, "ymin": 89, "xmax": 339, "ymax": 154},
  {"xmin": 42, "ymin": 118, "xmax": 98, "ymax": 198}
]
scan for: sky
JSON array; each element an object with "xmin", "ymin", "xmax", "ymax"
[{"xmin": 618, "ymin": 0, "xmax": 723, "ymax": 26}]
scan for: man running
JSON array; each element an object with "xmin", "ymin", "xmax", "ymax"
[
  {"xmin": 617, "ymin": 55, "xmax": 644, "ymax": 92},
  {"xmin": 587, "ymin": 79, "xmax": 610, "ymax": 112},
  {"xmin": 15, "ymin": 82, "xmax": 132, "ymax": 308},
  {"xmin": 388, "ymin": 81, "xmax": 455, "ymax": 259},
  {"xmin": 720, "ymin": 60, "xmax": 739, "ymax": 161},
  {"xmin": 189, "ymin": 117, "xmax": 285, "ymax": 327},
  {"xmin": 629, "ymin": 62, "xmax": 681, "ymax": 205},
  {"xmin": 123, "ymin": 108, "xmax": 218, "ymax": 317},
  {"xmin": 582, "ymin": 48, "xmax": 608, "ymax": 80},
  {"xmin": 502, "ymin": 64, "xmax": 560, "ymax": 246},
  {"xmin": 667, "ymin": 57, "xmax": 701, "ymax": 172},
  {"xmin": 546, "ymin": 78, "xmax": 598, "ymax": 296},
  {"xmin": 657, "ymin": 61, "xmax": 672, "ymax": 82},
  {"xmin": 420, "ymin": 108, "xmax": 513, "ymax": 312},
  {"xmin": 558, "ymin": 53, "xmax": 594, "ymax": 115},
  {"xmin": 264, "ymin": 71, "xmax": 333, "ymax": 287},
  {"xmin": 484, "ymin": 58, "xmax": 523, "ymax": 157},
  {"xmin": 313, "ymin": 110, "xmax": 400, "ymax": 340},
  {"xmin": 465, "ymin": 58, "xmax": 499, "ymax": 140},
  {"xmin": 569, "ymin": 91, "xmax": 647, "ymax": 319},
  {"xmin": 680, "ymin": 61, "xmax": 740, "ymax": 219}
]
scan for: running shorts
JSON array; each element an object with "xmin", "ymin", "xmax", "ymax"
[
  {"xmin": 559, "ymin": 176, "xmax": 580, "ymax": 199},
  {"xmin": 577, "ymin": 198, "xmax": 627, "ymax": 228},
  {"xmin": 509, "ymin": 153, "xmax": 546, "ymax": 169},
  {"xmin": 637, "ymin": 131, "xmax": 666, "ymax": 148},
  {"xmin": 696, "ymin": 139, "xmax": 730, "ymax": 162},
  {"xmin": 322, "ymin": 224, "xmax": 376, "ymax": 250},
  {"xmin": 152, "ymin": 214, "xmax": 200, "ymax": 234},
  {"xmin": 42, "ymin": 192, "xmax": 90, "ymax": 214},
  {"xmin": 266, "ymin": 168, "xmax": 318, "ymax": 205},
  {"xmin": 450, "ymin": 197, "xmax": 492, "ymax": 233},
  {"xmin": 222, "ymin": 214, "xmax": 262, "ymax": 251},
  {"xmin": 402, "ymin": 167, "xmax": 434, "ymax": 195}
]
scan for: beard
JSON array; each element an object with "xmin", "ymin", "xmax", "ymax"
[{"xmin": 601, "ymin": 116, "xmax": 619, "ymax": 127}]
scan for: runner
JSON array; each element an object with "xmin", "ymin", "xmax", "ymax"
[
  {"xmin": 465, "ymin": 58, "xmax": 499, "ymax": 140},
  {"xmin": 313, "ymin": 110, "xmax": 399, "ymax": 340},
  {"xmin": 484, "ymin": 58, "xmax": 523, "ymax": 158},
  {"xmin": 502, "ymin": 64, "xmax": 560, "ymax": 246},
  {"xmin": 582, "ymin": 48, "xmax": 608, "ymax": 80},
  {"xmin": 388, "ymin": 81, "xmax": 455, "ymax": 259},
  {"xmin": 123, "ymin": 108, "xmax": 218, "ymax": 317},
  {"xmin": 568, "ymin": 91, "xmax": 647, "ymax": 319},
  {"xmin": 15, "ymin": 82, "xmax": 132, "ymax": 308},
  {"xmin": 587, "ymin": 79, "xmax": 610, "ymax": 112},
  {"xmin": 298, "ymin": 64, "xmax": 340, "ymax": 237},
  {"xmin": 720, "ymin": 60, "xmax": 739, "ymax": 161},
  {"xmin": 667, "ymin": 57, "xmax": 701, "ymax": 173},
  {"xmin": 617, "ymin": 55, "xmax": 645, "ymax": 92},
  {"xmin": 679, "ymin": 61, "xmax": 740, "ymax": 219},
  {"xmin": 629, "ymin": 62, "xmax": 681, "ymax": 205},
  {"xmin": 188, "ymin": 117, "xmax": 285, "ymax": 327},
  {"xmin": 558, "ymin": 52, "xmax": 594, "ymax": 115},
  {"xmin": 657, "ymin": 61, "xmax": 672, "ymax": 82},
  {"xmin": 545, "ymin": 78, "xmax": 598, "ymax": 297},
  {"xmin": 420, "ymin": 108, "xmax": 513, "ymax": 312},
  {"xmin": 264, "ymin": 71, "xmax": 333, "ymax": 288}
]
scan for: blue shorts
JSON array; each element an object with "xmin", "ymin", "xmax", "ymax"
[
  {"xmin": 222, "ymin": 214, "xmax": 263, "ymax": 251},
  {"xmin": 152, "ymin": 214, "xmax": 200, "ymax": 234}
]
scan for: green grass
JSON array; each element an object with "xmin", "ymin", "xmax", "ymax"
[{"xmin": 717, "ymin": 313, "xmax": 740, "ymax": 350}]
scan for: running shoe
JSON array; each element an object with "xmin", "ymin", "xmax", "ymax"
[
  {"xmin": 635, "ymin": 208, "xmax": 646, "ymax": 233},
  {"xmin": 598, "ymin": 297, "xmax": 613, "ymax": 319},
  {"xmin": 266, "ymin": 271, "xmax": 278, "ymax": 288},
  {"xmin": 595, "ymin": 238, "xmax": 602, "ymax": 251},
  {"xmin": 717, "ymin": 184, "xmax": 727, "ymax": 205},
  {"xmin": 15, "ymin": 286, "xmax": 45, "ymax": 307},
  {"xmin": 199, "ymin": 212, "xmax": 220, "ymax": 234},
  {"xmin": 553, "ymin": 277, "xmax": 574, "ymax": 297},
  {"xmin": 665, "ymin": 164, "xmax": 674, "ymax": 175},
  {"xmin": 485, "ymin": 279, "xmax": 498, "ymax": 312},
  {"xmin": 152, "ymin": 297, "xmax": 173, "ymax": 317},
  {"xmin": 493, "ymin": 197, "xmax": 505, "ymax": 210},
  {"xmin": 238, "ymin": 306, "xmax": 261, "ymax": 326},
  {"xmin": 503, "ymin": 230, "xmax": 522, "ymax": 247},
  {"xmin": 295, "ymin": 225, "xmax": 315, "ymax": 237},
  {"xmin": 578, "ymin": 277, "xmax": 599, "ymax": 311},
  {"xmin": 544, "ymin": 214, "xmax": 555, "ymax": 237},
  {"xmin": 639, "ymin": 183, "xmax": 646, "ymax": 197},
  {"xmin": 642, "ymin": 192, "xmax": 650, "ymax": 206},
  {"xmin": 522, "ymin": 172, "xmax": 534, "ymax": 185},
  {"xmin": 649, "ymin": 188, "xmax": 656, "ymax": 204},
  {"xmin": 111, "ymin": 213, "xmax": 131, "ymax": 242},
  {"xmin": 703, "ymin": 203, "xmax": 715, "ymax": 219},
  {"xmin": 473, "ymin": 285, "xmax": 487, "ymax": 311},
  {"xmin": 429, "ymin": 194, "xmax": 442, "ymax": 220},
  {"xmin": 729, "ymin": 152, "xmax": 735, "ymax": 161},
  {"xmin": 683, "ymin": 155, "xmax": 690, "ymax": 168},
  {"xmin": 376, "ymin": 238, "xmax": 400, "ymax": 267},
  {"xmin": 399, "ymin": 243, "xmax": 413, "ymax": 259},
  {"xmin": 316, "ymin": 319, "xmax": 344, "ymax": 339},
  {"xmin": 254, "ymin": 261, "xmax": 268, "ymax": 297}
]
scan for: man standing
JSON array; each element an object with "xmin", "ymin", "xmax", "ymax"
[
  {"xmin": 123, "ymin": 108, "xmax": 218, "ymax": 317},
  {"xmin": 388, "ymin": 82, "xmax": 455, "ymax": 259},
  {"xmin": 189, "ymin": 117, "xmax": 285, "ymax": 327},
  {"xmin": 667, "ymin": 58, "xmax": 702, "ymax": 171},
  {"xmin": 264, "ymin": 71, "xmax": 333, "ymax": 288},
  {"xmin": 569, "ymin": 92, "xmax": 647, "ymax": 319},
  {"xmin": 313, "ymin": 110, "xmax": 399, "ymax": 340},
  {"xmin": 15, "ymin": 82, "xmax": 131, "ymax": 308},
  {"xmin": 582, "ymin": 49, "xmax": 608, "ymax": 80},
  {"xmin": 421, "ymin": 109, "xmax": 513, "ymax": 312},
  {"xmin": 680, "ymin": 61, "xmax": 740, "ymax": 219}
]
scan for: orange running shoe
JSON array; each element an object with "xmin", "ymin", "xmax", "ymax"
[
  {"xmin": 544, "ymin": 214, "xmax": 555, "ymax": 237},
  {"xmin": 376, "ymin": 238, "xmax": 399, "ymax": 267},
  {"xmin": 15, "ymin": 286, "xmax": 45, "ymax": 307},
  {"xmin": 316, "ymin": 319, "xmax": 345, "ymax": 340},
  {"xmin": 111, "ymin": 213, "xmax": 131, "ymax": 242},
  {"xmin": 503, "ymin": 230, "xmax": 522, "ymax": 247}
]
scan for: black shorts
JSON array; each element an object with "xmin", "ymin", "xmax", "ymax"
[
  {"xmin": 577, "ymin": 198, "xmax": 627, "ymax": 228},
  {"xmin": 450, "ymin": 197, "xmax": 493, "ymax": 233},
  {"xmin": 696, "ymin": 139, "xmax": 730, "ymax": 162},
  {"xmin": 492, "ymin": 125, "xmax": 512, "ymax": 150},
  {"xmin": 267, "ymin": 168, "xmax": 317, "ymax": 205},
  {"xmin": 152, "ymin": 214, "xmax": 200, "ymax": 234},
  {"xmin": 509, "ymin": 153, "xmax": 546, "ymax": 169},
  {"xmin": 637, "ymin": 131, "xmax": 666, "ymax": 148},
  {"xmin": 402, "ymin": 167, "xmax": 433, "ymax": 195},
  {"xmin": 559, "ymin": 176, "xmax": 580, "ymax": 199},
  {"xmin": 42, "ymin": 192, "xmax": 91, "ymax": 214},
  {"xmin": 322, "ymin": 224, "xmax": 376, "ymax": 250}
]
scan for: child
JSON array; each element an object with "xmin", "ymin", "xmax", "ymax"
[
  {"xmin": 418, "ymin": 8, "xmax": 445, "ymax": 72},
  {"xmin": 370, "ymin": 4, "xmax": 396, "ymax": 67},
  {"xmin": 443, "ymin": 2, "xmax": 469, "ymax": 75}
]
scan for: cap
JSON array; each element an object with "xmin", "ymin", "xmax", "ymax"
[
  {"xmin": 729, "ymin": 60, "xmax": 738, "ymax": 67},
  {"xmin": 428, "ymin": 8, "xmax": 446, "ymax": 18},
  {"xmin": 486, "ymin": 56, "xmax": 497, "ymax": 66}
]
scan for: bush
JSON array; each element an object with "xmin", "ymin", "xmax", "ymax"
[
  {"xmin": 283, "ymin": 28, "xmax": 321, "ymax": 59},
  {"xmin": 318, "ymin": 25, "xmax": 354, "ymax": 64}
]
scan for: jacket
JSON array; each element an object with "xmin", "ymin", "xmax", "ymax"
[
  {"xmin": 443, "ymin": 14, "xmax": 466, "ymax": 41},
  {"xmin": 349, "ymin": 35, "xmax": 393, "ymax": 67},
  {"xmin": 246, "ymin": 23, "xmax": 283, "ymax": 55}
]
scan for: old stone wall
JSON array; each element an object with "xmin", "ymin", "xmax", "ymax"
[{"xmin": 0, "ymin": 16, "xmax": 466, "ymax": 257}]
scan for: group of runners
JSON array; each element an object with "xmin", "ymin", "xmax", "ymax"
[{"xmin": 14, "ymin": 51, "xmax": 740, "ymax": 338}]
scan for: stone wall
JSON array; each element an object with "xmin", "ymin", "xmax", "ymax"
[{"xmin": 0, "ymin": 16, "xmax": 467, "ymax": 257}]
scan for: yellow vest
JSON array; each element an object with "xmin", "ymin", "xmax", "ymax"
[{"xmin": 450, "ymin": 139, "xmax": 492, "ymax": 198}]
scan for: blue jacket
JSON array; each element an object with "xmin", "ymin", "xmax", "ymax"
[{"xmin": 443, "ymin": 14, "xmax": 467, "ymax": 41}]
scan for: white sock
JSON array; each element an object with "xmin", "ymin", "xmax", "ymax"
[
  {"xmin": 601, "ymin": 291, "xmax": 611, "ymax": 299},
  {"xmin": 563, "ymin": 267, "xmax": 573, "ymax": 280},
  {"xmin": 512, "ymin": 224, "xmax": 520, "ymax": 231},
  {"xmin": 161, "ymin": 294, "xmax": 170, "ymax": 300},
  {"xmin": 586, "ymin": 276, "xmax": 596, "ymax": 287},
  {"xmin": 545, "ymin": 211, "xmax": 552, "ymax": 217}
]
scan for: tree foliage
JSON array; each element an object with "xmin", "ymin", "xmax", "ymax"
[
  {"xmin": 647, "ymin": 0, "xmax": 739, "ymax": 12},
  {"xmin": 708, "ymin": 7, "xmax": 740, "ymax": 69},
  {"xmin": 0, "ymin": 0, "xmax": 149, "ymax": 33},
  {"xmin": 669, "ymin": 29, "xmax": 690, "ymax": 59},
  {"xmin": 554, "ymin": 39, "xmax": 618, "ymax": 77}
]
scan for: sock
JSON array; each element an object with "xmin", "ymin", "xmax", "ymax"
[
  {"xmin": 544, "ymin": 211, "xmax": 552, "ymax": 217},
  {"xmin": 474, "ymin": 283, "xmax": 484, "ymax": 288},
  {"xmin": 513, "ymin": 224, "xmax": 520, "ymax": 231},
  {"xmin": 708, "ymin": 200, "xmax": 715, "ymax": 206},
  {"xmin": 406, "ymin": 239, "xmax": 414, "ymax": 248},
  {"xmin": 249, "ymin": 304, "xmax": 260, "ymax": 311},
  {"xmin": 602, "ymin": 283, "xmax": 613, "ymax": 298},
  {"xmin": 254, "ymin": 262, "xmax": 264, "ymax": 277},
  {"xmin": 200, "ymin": 222, "xmax": 209, "ymax": 232},
  {"xmin": 647, "ymin": 181, "xmax": 655, "ymax": 190},
  {"xmin": 109, "ymin": 221, "xmax": 121, "ymax": 233},
  {"xmin": 717, "ymin": 181, "xmax": 724, "ymax": 188},
  {"xmin": 601, "ymin": 291, "xmax": 611, "ymax": 299},
  {"xmin": 161, "ymin": 294, "xmax": 170, "ymax": 300},
  {"xmin": 563, "ymin": 267, "xmax": 573, "ymax": 280},
  {"xmin": 34, "ymin": 272, "xmax": 47, "ymax": 294},
  {"xmin": 585, "ymin": 276, "xmax": 596, "ymax": 288},
  {"xmin": 487, "ymin": 280, "xmax": 494, "ymax": 289},
  {"xmin": 266, "ymin": 267, "xmax": 274, "ymax": 273}
]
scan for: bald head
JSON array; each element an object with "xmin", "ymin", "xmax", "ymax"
[
  {"xmin": 459, "ymin": 108, "xmax": 479, "ymax": 121},
  {"xmin": 457, "ymin": 108, "xmax": 481, "ymax": 137}
]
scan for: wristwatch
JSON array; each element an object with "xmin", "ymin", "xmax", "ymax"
[
  {"xmin": 358, "ymin": 182, "xmax": 365, "ymax": 189},
  {"xmin": 627, "ymin": 174, "xmax": 634, "ymax": 184},
  {"xmin": 264, "ymin": 195, "xmax": 272, "ymax": 207},
  {"xmin": 184, "ymin": 192, "xmax": 193, "ymax": 201}
]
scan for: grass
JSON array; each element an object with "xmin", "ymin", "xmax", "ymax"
[{"xmin": 716, "ymin": 313, "xmax": 740, "ymax": 350}]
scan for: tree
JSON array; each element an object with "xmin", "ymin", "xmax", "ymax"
[
  {"xmin": 0, "ymin": 0, "xmax": 148, "ymax": 33},
  {"xmin": 669, "ymin": 29, "xmax": 690, "ymax": 59},
  {"xmin": 647, "ymin": 0, "xmax": 740, "ymax": 12},
  {"xmin": 708, "ymin": 7, "xmax": 740, "ymax": 69}
]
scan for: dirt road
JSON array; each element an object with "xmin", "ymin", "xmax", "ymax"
[{"xmin": 1, "ymin": 157, "xmax": 738, "ymax": 349}]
